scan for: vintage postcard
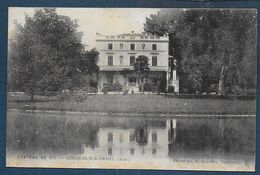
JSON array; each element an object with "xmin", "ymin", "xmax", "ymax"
[{"xmin": 6, "ymin": 7, "xmax": 256, "ymax": 171}]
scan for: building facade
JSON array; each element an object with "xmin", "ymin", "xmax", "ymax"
[
  {"xmin": 96, "ymin": 32, "xmax": 179, "ymax": 93},
  {"xmin": 83, "ymin": 119, "xmax": 177, "ymax": 159}
]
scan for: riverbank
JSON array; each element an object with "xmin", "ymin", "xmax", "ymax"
[{"xmin": 7, "ymin": 94, "xmax": 256, "ymax": 115}]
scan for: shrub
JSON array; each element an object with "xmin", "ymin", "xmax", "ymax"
[
  {"xmin": 102, "ymin": 82, "xmax": 123, "ymax": 92},
  {"xmin": 123, "ymin": 90, "xmax": 128, "ymax": 95},
  {"xmin": 57, "ymin": 90, "xmax": 89, "ymax": 102},
  {"xmin": 143, "ymin": 81, "xmax": 153, "ymax": 91},
  {"xmin": 168, "ymin": 86, "xmax": 175, "ymax": 93},
  {"xmin": 160, "ymin": 72, "xmax": 167, "ymax": 92},
  {"xmin": 231, "ymin": 86, "xmax": 256, "ymax": 96},
  {"xmin": 79, "ymin": 75, "xmax": 98, "ymax": 92},
  {"xmin": 209, "ymin": 84, "xmax": 218, "ymax": 93},
  {"xmin": 123, "ymin": 85, "xmax": 129, "ymax": 95},
  {"xmin": 73, "ymin": 90, "xmax": 86, "ymax": 102},
  {"xmin": 22, "ymin": 104, "xmax": 36, "ymax": 111},
  {"xmin": 143, "ymin": 81, "xmax": 159, "ymax": 92},
  {"xmin": 81, "ymin": 86, "xmax": 98, "ymax": 93},
  {"xmin": 57, "ymin": 90, "xmax": 71, "ymax": 101}
]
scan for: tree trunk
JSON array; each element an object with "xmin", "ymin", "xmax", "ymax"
[
  {"xmin": 218, "ymin": 65, "xmax": 229, "ymax": 96},
  {"xmin": 30, "ymin": 92, "xmax": 34, "ymax": 102},
  {"xmin": 138, "ymin": 74, "xmax": 144, "ymax": 93},
  {"xmin": 218, "ymin": 50, "xmax": 230, "ymax": 96},
  {"xmin": 141, "ymin": 83, "xmax": 144, "ymax": 93}
]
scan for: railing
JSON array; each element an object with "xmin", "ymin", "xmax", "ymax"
[
  {"xmin": 96, "ymin": 35, "xmax": 169, "ymax": 41},
  {"xmin": 99, "ymin": 65, "xmax": 168, "ymax": 71}
]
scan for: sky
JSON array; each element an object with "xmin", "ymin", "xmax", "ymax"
[{"xmin": 8, "ymin": 8, "xmax": 159, "ymax": 48}]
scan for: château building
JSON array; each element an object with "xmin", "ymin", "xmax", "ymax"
[
  {"xmin": 95, "ymin": 32, "xmax": 179, "ymax": 93},
  {"xmin": 83, "ymin": 119, "xmax": 177, "ymax": 158}
]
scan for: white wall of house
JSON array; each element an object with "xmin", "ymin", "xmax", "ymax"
[
  {"xmin": 96, "ymin": 33, "xmax": 169, "ymax": 72},
  {"xmin": 95, "ymin": 33, "xmax": 179, "ymax": 93}
]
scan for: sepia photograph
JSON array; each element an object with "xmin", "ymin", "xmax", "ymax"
[{"xmin": 6, "ymin": 7, "xmax": 257, "ymax": 171}]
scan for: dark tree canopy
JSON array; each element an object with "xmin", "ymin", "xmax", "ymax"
[
  {"xmin": 8, "ymin": 8, "xmax": 99, "ymax": 100},
  {"xmin": 133, "ymin": 55, "xmax": 150, "ymax": 76},
  {"xmin": 133, "ymin": 55, "xmax": 150, "ymax": 93},
  {"xmin": 144, "ymin": 9, "xmax": 257, "ymax": 94},
  {"xmin": 80, "ymin": 49, "xmax": 99, "ymax": 75}
]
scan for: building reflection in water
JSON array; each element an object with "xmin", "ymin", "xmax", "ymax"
[
  {"xmin": 7, "ymin": 112, "xmax": 255, "ymax": 164},
  {"xmin": 83, "ymin": 119, "xmax": 177, "ymax": 159}
]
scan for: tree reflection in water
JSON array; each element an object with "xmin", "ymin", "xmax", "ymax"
[
  {"xmin": 173, "ymin": 118, "xmax": 255, "ymax": 158},
  {"xmin": 135, "ymin": 120, "xmax": 148, "ymax": 146},
  {"xmin": 7, "ymin": 111, "xmax": 255, "ymax": 163}
]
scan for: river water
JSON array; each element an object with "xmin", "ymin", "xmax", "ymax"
[{"xmin": 6, "ymin": 111, "xmax": 255, "ymax": 170}]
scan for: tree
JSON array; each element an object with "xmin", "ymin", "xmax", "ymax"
[
  {"xmin": 73, "ymin": 49, "xmax": 100, "ymax": 90},
  {"xmin": 9, "ymin": 8, "xmax": 84, "ymax": 100},
  {"xmin": 218, "ymin": 50, "xmax": 230, "ymax": 95},
  {"xmin": 144, "ymin": 9, "xmax": 257, "ymax": 94},
  {"xmin": 133, "ymin": 55, "xmax": 150, "ymax": 93},
  {"xmin": 80, "ymin": 49, "xmax": 99, "ymax": 75},
  {"xmin": 121, "ymin": 68, "xmax": 131, "ymax": 85}
]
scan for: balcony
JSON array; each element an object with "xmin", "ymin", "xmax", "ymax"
[
  {"xmin": 99, "ymin": 65, "xmax": 168, "ymax": 72},
  {"xmin": 99, "ymin": 65, "xmax": 134, "ymax": 71}
]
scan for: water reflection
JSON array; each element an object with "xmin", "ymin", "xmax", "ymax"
[
  {"xmin": 6, "ymin": 111, "xmax": 255, "ymax": 163},
  {"xmin": 84, "ymin": 120, "xmax": 175, "ymax": 158}
]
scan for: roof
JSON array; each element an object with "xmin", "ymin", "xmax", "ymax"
[{"xmin": 96, "ymin": 32, "xmax": 169, "ymax": 41}]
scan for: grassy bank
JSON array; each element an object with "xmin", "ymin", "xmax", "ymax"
[{"xmin": 7, "ymin": 94, "xmax": 256, "ymax": 115}]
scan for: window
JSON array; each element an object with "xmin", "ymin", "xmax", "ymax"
[
  {"xmin": 108, "ymin": 132, "xmax": 113, "ymax": 143},
  {"xmin": 152, "ymin": 132, "xmax": 157, "ymax": 143},
  {"xmin": 119, "ymin": 133, "xmax": 123, "ymax": 143},
  {"xmin": 130, "ymin": 131, "xmax": 135, "ymax": 142},
  {"xmin": 130, "ymin": 56, "xmax": 135, "ymax": 66},
  {"xmin": 108, "ymin": 43, "xmax": 113, "ymax": 50},
  {"xmin": 152, "ymin": 56, "xmax": 157, "ymax": 66},
  {"xmin": 107, "ymin": 74, "xmax": 113, "ymax": 84},
  {"xmin": 120, "ymin": 56, "xmax": 124, "ymax": 65},
  {"xmin": 152, "ymin": 44, "xmax": 157, "ymax": 50},
  {"xmin": 130, "ymin": 44, "xmax": 135, "ymax": 50},
  {"xmin": 108, "ymin": 55, "xmax": 113, "ymax": 66},
  {"xmin": 108, "ymin": 148, "xmax": 112, "ymax": 155}
]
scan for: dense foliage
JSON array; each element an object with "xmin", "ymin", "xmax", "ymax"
[
  {"xmin": 102, "ymin": 82, "xmax": 123, "ymax": 93},
  {"xmin": 133, "ymin": 55, "xmax": 150, "ymax": 93},
  {"xmin": 144, "ymin": 9, "xmax": 257, "ymax": 94},
  {"xmin": 8, "ymin": 8, "xmax": 99, "ymax": 100}
]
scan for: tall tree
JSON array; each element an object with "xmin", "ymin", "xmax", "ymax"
[
  {"xmin": 9, "ymin": 8, "xmax": 84, "ymax": 100},
  {"xmin": 80, "ymin": 49, "xmax": 99, "ymax": 76},
  {"xmin": 74, "ymin": 49, "xmax": 100, "ymax": 89},
  {"xmin": 133, "ymin": 55, "xmax": 150, "ymax": 93},
  {"xmin": 144, "ymin": 9, "xmax": 257, "ymax": 94}
]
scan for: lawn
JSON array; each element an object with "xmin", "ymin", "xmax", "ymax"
[{"xmin": 7, "ymin": 94, "xmax": 256, "ymax": 115}]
